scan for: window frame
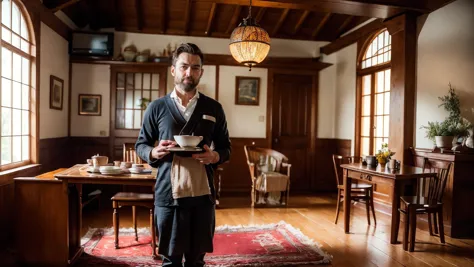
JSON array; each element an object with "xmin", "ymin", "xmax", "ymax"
[
  {"xmin": 0, "ymin": 0, "xmax": 37, "ymax": 172},
  {"xmin": 355, "ymin": 29, "xmax": 391, "ymax": 158}
]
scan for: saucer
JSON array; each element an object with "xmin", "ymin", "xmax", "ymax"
[
  {"xmin": 129, "ymin": 168, "xmax": 152, "ymax": 174},
  {"xmin": 166, "ymin": 147, "xmax": 202, "ymax": 152}
]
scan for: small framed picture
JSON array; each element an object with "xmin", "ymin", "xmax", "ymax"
[
  {"xmin": 235, "ymin": 76, "xmax": 260, "ymax": 106},
  {"xmin": 78, "ymin": 94, "xmax": 102, "ymax": 116},
  {"xmin": 50, "ymin": 75, "xmax": 64, "ymax": 110}
]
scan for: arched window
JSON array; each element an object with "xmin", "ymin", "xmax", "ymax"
[
  {"xmin": 1, "ymin": 0, "xmax": 35, "ymax": 170},
  {"xmin": 356, "ymin": 30, "xmax": 391, "ymax": 156}
]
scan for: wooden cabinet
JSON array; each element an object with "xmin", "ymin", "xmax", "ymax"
[{"xmin": 411, "ymin": 148, "xmax": 474, "ymax": 238}]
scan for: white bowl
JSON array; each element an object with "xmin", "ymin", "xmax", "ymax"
[{"xmin": 174, "ymin": 135, "xmax": 203, "ymax": 148}]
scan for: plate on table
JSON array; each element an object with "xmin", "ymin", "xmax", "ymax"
[
  {"xmin": 166, "ymin": 147, "xmax": 202, "ymax": 152},
  {"xmin": 129, "ymin": 168, "xmax": 153, "ymax": 174}
]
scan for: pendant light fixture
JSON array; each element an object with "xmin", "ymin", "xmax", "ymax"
[{"xmin": 229, "ymin": 0, "xmax": 271, "ymax": 71}]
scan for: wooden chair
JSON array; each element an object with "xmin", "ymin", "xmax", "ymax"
[
  {"xmin": 244, "ymin": 145, "xmax": 291, "ymax": 207},
  {"xmin": 332, "ymin": 155, "xmax": 376, "ymax": 225},
  {"xmin": 399, "ymin": 158, "xmax": 453, "ymax": 252},
  {"xmin": 111, "ymin": 143, "xmax": 156, "ymax": 257},
  {"xmin": 111, "ymin": 192, "xmax": 156, "ymax": 257}
]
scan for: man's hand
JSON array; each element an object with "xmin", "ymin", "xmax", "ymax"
[
  {"xmin": 192, "ymin": 145, "xmax": 220, "ymax": 165},
  {"xmin": 151, "ymin": 140, "xmax": 177, "ymax": 160}
]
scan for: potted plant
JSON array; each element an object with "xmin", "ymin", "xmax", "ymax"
[
  {"xmin": 375, "ymin": 143, "xmax": 395, "ymax": 167},
  {"xmin": 421, "ymin": 120, "xmax": 459, "ymax": 148}
]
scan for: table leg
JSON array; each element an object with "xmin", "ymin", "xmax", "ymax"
[
  {"xmin": 77, "ymin": 184, "xmax": 83, "ymax": 247},
  {"xmin": 390, "ymin": 181, "xmax": 401, "ymax": 244},
  {"xmin": 343, "ymin": 169, "xmax": 352, "ymax": 233}
]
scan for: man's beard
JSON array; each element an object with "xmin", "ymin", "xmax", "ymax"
[{"xmin": 176, "ymin": 76, "xmax": 199, "ymax": 92}]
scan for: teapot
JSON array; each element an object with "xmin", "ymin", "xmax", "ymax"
[{"xmin": 91, "ymin": 154, "xmax": 108, "ymax": 166}]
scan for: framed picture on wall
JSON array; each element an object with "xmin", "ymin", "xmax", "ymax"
[
  {"xmin": 78, "ymin": 94, "xmax": 102, "ymax": 116},
  {"xmin": 50, "ymin": 75, "xmax": 64, "ymax": 110},
  {"xmin": 235, "ymin": 76, "xmax": 260, "ymax": 105}
]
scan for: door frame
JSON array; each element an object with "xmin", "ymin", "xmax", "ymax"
[{"xmin": 267, "ymin": 68, "xmax": 319, "ymax": 189}]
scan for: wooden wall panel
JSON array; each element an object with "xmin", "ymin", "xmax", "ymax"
[
  {"xmin": 68, "ymin": 137, "xmax": 111, "ymax": 165},
  {"xmin": 39, "ymin": 137, "xmax": 70, "ymax": 173},
  {"xmin": 0, "ymin": 183, "xmax": 15, "ymax": 247}
]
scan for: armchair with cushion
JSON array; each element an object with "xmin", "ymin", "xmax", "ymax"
[{"xmin": 244, "ymin": 145, "xmax": 291, "ymax": 207}]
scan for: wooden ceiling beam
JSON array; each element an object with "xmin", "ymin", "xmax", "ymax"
[
  {"xmin": 160, "ymin": 0, "xmax": 167, "ymax": 34},
  {"xmin": 225, "ymin": 5, "xmax": 242, "ymax": 34},
  {"xmin": 114, "ymin": 0, "xmax": 121, "ymax": 29},
  {"xmin": 184, "ymin": 0, "xmax": 192, "ymax": 34},
  {"xmin": 272, "ymin": 8, "xmax": 290, "ymax": 36},
  {"xmin": 51, "ymin": 0, "xmax": 81, "ymax": 13},
  {"xmin": 293, "ymin": 10, "xmax": 310, "ymax": 35},
  {"xmin": 311, "ymin": 13, "xmax": 331, "ymax": 40},
  {"xmin": 136, "ymin": 0, "xmax": 144, "ymax": 31},
  {"xmin": 320, "ymin": 18, "xmax": 384, "ymax": 55},
  {"xmin": 205, "ymin": 3, "xmax": 217, "ymax": 35},
  {"xmin": 336, "ymin": 16, "xmax": 354, "ymax": 37},
  {"xmin": 255, "ymin": 7, "xmax": 267, "ymax": 23}
]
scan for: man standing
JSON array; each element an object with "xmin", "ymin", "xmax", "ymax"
[{"xmin": 135, "ymin": 43, "xmax": 231, "ymax": 267}]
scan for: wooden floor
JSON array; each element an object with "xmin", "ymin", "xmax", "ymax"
[{"xmin": 82, "ymin": 194, "xmax": 474, "ymax": 267}]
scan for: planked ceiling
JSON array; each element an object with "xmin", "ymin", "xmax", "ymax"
[{"xmin": 42, "ymin": 0, "xmax": 455, "ymax": 42}]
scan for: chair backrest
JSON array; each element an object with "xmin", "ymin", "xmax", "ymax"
[
  {"xmin": 332, "ymin": 155, "xmax": 362, "ymax": 186},
  {"xmin": 244, "ymin": 145, "xmax": 289, "ymax": 178},
  {"xmin": 123, "ymin": 143, "xmax": 143, "ymax": 164},
  {"xmin": 422, "ymin": 158, "xmax": 453, "ymax": 202}
]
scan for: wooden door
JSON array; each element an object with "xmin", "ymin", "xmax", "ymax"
[
  {"xmin": 110, "ymin": 65, "xmax": 168, "ymax": 161},
  {"xmin": 271, "ymin": 70, "xmax": 317, "ymax": 192}
]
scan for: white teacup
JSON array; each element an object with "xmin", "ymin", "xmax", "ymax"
[{"xmin": 174, "ymin": 135, "xmax": 203, "ymax": 148}]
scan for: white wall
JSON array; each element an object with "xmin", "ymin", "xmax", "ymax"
[
  {"xmin": 219, "ymin": 66, "xmax": 268, "ymax": 138},
  {"xmin": 70, "ymin": 64, "xmax": 110, "ymax": 136},
  {"xmin": 415, "ymin": 0, "xmax": 474, "ymax": 148},
  {"xmin": 39, "ymin": 22, "xmax": 69, "ymax": 139},
  {"xmin": 318, "ymin": 53, "xmax": 337, "ymax": 138}
]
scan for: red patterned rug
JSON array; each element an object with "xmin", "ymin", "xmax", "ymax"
[{"xmin": 77, "ymin": 221, "xmax": 331, "ymax": 266}]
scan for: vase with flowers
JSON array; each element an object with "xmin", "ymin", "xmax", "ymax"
[{"xmin": 375, "ymin": 143, "xmax": 395, "ymax": 167}]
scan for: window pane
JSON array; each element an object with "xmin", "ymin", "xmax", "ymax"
[
  {"xmin": 384, "ymin": 69, "xmax": 390, "ymax": 91},
  {"xmin": 134, "ymin": 90, "xmax": 142, "ymax": 109},
  {"xmin": 376, "ymin": 71, "xmax": 384, "ymax": 93},
  {"xmin": 22, "ymin": 85, "xmax": 29, "ymax": 110},
  {"xmin": 126, "ymin": 73, "xmax": 133, "ymax": 89},
  {"xmin": 13, "ymin": 53, "xmax": 22, "ymax": 82},
  {"xmin": 383, "ymin": 138, "xmax": 389, "ymax": 146},
  {"xmin": 12, "ymin": 136, "xmax": 21, "ymax": 162},
  {"xmin": 12, "ymin": 81, "xmax": 21, "ymax": 108},
  {"xmin": 152, "ymin": 90, "xmax": 159, "ymax": 100},
  {"xmin": 22, "ymin": 136, "xmax": 28, "ymax": 160},
  {"xmin": 115, "ymin": 109, "xmax": 124, "ymax": 128},
  {"xmin": 2, "ymin": 27, "xmax": 11, "ymax": 43},
  {"xmin": 374, "ymin": 138, "xmax": 383, "ymax": 155},
  {"xmin": 125, "ymin": 90, "xmax": 133, "ymax": 108},
  {"xmin": 134, "ymin": 73, "xmax": 142, "ymax": 89},
  {"xmin": 361, "ymin": 137, "xmax": 370, "ymax": 156},
  {"xmin": 384, "ymin": 116, "xmax": 390, "ymax": 137},
  {"xmin": 366, "ymin": 44, "xmax": 372, "ymax": 58},
  {"xmin": 377, "ymin": 54, "xmax": 383, "ymax": 64},
  {"xmin": 376, "ymin": 93, "xmax": 384, "ymax": 115},
  {"xmin": 378, "ymin": 35, "xmax": 383, "ymax": 50},
  {"xmin": 12, "ymin": 2, "xmax": 20, "ymax": 34},
  {"xmin": 152, "ymin": 74, "xmax": 159, "ymax": 89},
  {"xmin": 371, "ymin": 57, "xmax": 376, "ymax": 66},
  {"xmin": 361, "ymin": 117, "xmax": 370, "ymax": 136},
  {"xmin": 362, "ymin": 75, "xmax": 371, "ymax": 95},
  {"xmin": 366, "ymin": 58, "xmax": 372, "ymax": 68},
  {"xmin": 143, "ymin": 73, "xmax": 151, "ymax": 89},
  {"xmin": 116, "ymin": 89, "xmax": 124, "ymax": 108},
  {"xmin": 2, "ymin": 78, "xmax": 12, "ymax": 107},
  {"xmin": 12, "ymin": 109, "xmax": 21, "ymax": 135},
  {"xmin": 1, "ymin": 108, "xmax": 12, "ymax": 136},
  {"xmin": 133, "ymin": 110, "xmax": 141, "ymax": 129},
  {"xmin": 20, "ymin": 39, "xmax": 28, "ymax": 53},
  {"xmin": 362, "ymin": 96, "xmax": 371, "ymax": 116},
  {"xmin": 22, "ymin": 110, "xmax": 28, "ymax": 135},
  {"xmin": 22, "ymin": 57, "xmax": 29, "ymax": 85},
  {"xmin": 2, "ymin": 0, "xmax": 11, "ymax": 28},
  {"xmin": 384, "ymin": 92, "xmax": 390, "ymax": 114},
  {"xmin": 125, "ymin": 110, "xmax": 133, "ymax": 128},
  {"xmin": 117, "ymin": 73, "xmax": 124, "ymax": 88},
  {"xmin": 12, "ymin": 34, "xmax": 20, "ymax": 49},
  {"xmin": 2, "ymin": 48, "xmax": 12, "ymax": 79},
  {"xmin": 20, "ymin": 14, "xmax": 28, "ymax": 40},
  {"xmin": 1, "ymin": 137, "xmax": 11, "ymax": 164},
  {"xmin": 375, "ymin": 116, "xmax": 383, "ymax": 137},
  {"xmin": 142, "ymin": 90, "xmax": 151, "ymax": 101}
]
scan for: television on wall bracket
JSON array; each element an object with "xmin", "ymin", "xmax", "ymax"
[{"xmin": 69, "ymin": 31, "xmax": 114, "ymax": 58}]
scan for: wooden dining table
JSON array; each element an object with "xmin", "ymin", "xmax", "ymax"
[{"xmin": 340, "ymin": 163, "xmax": 436, "ymax": 244}]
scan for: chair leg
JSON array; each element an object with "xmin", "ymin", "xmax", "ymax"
[
  {"xmin": 428, "ymin": 213, "xmax": 434, "ymax": 236},
  {"xmin": 133, "ymin": 206, "xmax": 138, "ymax": 241},
  {"xmin": 370, "ymin": 188, "xmax": 376, "ymax": 224},
  {"xmin": 409, "ymin": 207, "xmax": 417, "ymax": 252},
  {"xmin": 433, "ymin": 213, "xmax": 439, "ymax": 235},
  {"xmin": 438, "ymin": 208, "xmax": 445, "ymax": 244},
  {"xmin": 251, "ymin": 184, "xmax": 255, "ymax": 207},
  {"xmin": 113, "ymin": 206, "xmax": 119, "ymax": 249},
  {"xmin": 403, "ymin": 208, "xmax": 409, "ymax": 251},
  {"xmin": 150, "ymin": 208, "xmax": 157, "ymax": 258},
  {"xmin": 334, "ymin": 189, "xmax": 342, "ymax": 224},
  {"xmin": 365, "ymin": 189, "xmax": 371, "ymax": 225}
]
